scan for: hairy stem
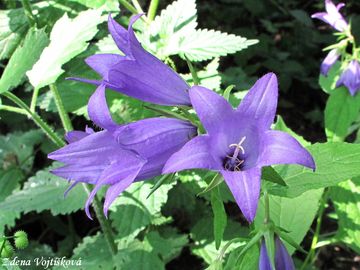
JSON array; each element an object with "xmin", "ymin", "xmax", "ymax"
[
  {"xmin": 301, "ymin": 189, "xmax": 328, "ymax": 270},
  {"xmin": 2, "ymin": 92, "xmax": 65, "ymax": 147},
  {"xmin": 186, "ymin": 59, "xmax": 200, "ymax": 85},
  {"xmin": 50, "ymin": 84, "xmax": 73, "ymax": 132},
  {"xmin": 0, "ymin": 105, "xmax": 27, "ymax": 115},
  {"xmin": 264, "ymin": 191, "xmax": 270, "ymax": 224},
  {"xmin": 82, "ymin": 184, "xmax": 118, "ymax": 255},
  {"xmin": 148, "ymin": 0, "xmax": 159, "ymax": 22},
  {"xmin": 118, "ymin": 0, "xmax": 139, "ymax": 15},
  {"xmin": 30, "ymin": 87, "xmax": 40, "ymax": 112},
  {"xmin": 132, "ymin": 0, "xmax": 144, "ymax": 14}
]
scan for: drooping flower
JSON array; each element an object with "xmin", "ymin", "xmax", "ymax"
[
  {"xmin": 259, "ymin": 237, "xmax": 295, "ymax": 270},
  {"xmin": 320, "ymin": 49, "xmax": 340, "ymax": 76},
  {"xmin": 311, "ymin": 0, "xmax": 348, "ymax": 32},
  {"xmin": 48, "ymin": 85, "xmax": 196, "ymax": 218},
  {"xmin": 336, "ymin": 60, "xmax": 360, "ymax": 96},
  {"xmin": 72, "ymin": 15, "xmax": 191, "ymax": 106},
  {"xmin": 163, "ymin": 73, "xmax": 315, "ymax": 222}
]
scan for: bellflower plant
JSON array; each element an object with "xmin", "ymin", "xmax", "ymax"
[
  {"xmin": 163, "ymin": 73, "xmax": 315, "ymax": 222},
  {"xmin": 320, "ymin": 49, "xmax": 340, "ymax": 76},
  {"xmin": 336, "ymin": 60, "xmax": 360, "ymax": 96},
  {"xmin": 259, "ymin": 237, "xmax": 295, "ymax": 270},
  {"xmin": 48, "ymin": 85, "xmax": 196, "ymax": 218},
  {"xmin": 311, "ymin": 0, "xmax": 349, "ymax": 32},
  {"xmin": 73, "ymin": 15, "xmax": 191, "ymax": 106}
]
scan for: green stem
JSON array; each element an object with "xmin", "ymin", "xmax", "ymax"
[
  {"xmin": 147, "ymin": 0, "xmax": 159, "ymax": 22},
  {"xmin": 119, "ymin": 0, "xmax": 139, "ymax": 15},
  {"xmin": 301, "ymin": 190, "xmax": 328, "ymax": 270},
  {"xmin": 20, "ymin": 0, "xmax": 37, "ymax": 27},
  {"xmin": 30, "ymin": 87, "xmax": 40, "ymax": 112},
  {"xmin": 49, "ymin": 84, "xmax": 73, "ymax": 132},
  {"xmin": 0, "ymin": 105, "xmax": 27, "ymax": 115},
  {"xmin": 264, "ymin": 191, "xmax": 270, "ymax": 224},
  {"xmin": 132, "ymin": 0, "xmax": 144, "ymax": 13},
  {"xmin": 82, "ymin": 184, "xmax": 118, "ymax": 255},
  {"xmin": 2, "ymin": 92, "xmax": 65, "ymax": 147},
  {"xmin": 0, "ymin": 239, "xmax": 6, "ymax": 256}
]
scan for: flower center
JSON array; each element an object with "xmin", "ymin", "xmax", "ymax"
[{"xmin": 224, "ymin": 136, "xmax": 246, "ymax": 171}]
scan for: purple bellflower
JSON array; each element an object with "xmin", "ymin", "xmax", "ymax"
[
  {"xmin": 311, "ymin": 0, "xmax": 349, "ymax": 32},
  {"xmin": 48, "ymin": 85, "xmax": 196, "ymax": 219},
  {"xmin": 73, "ymin": 14, "xmax": 191, "ymax": 106},
  {"xmin": 259, "ymin": 237, "xmax": 295, "ymax": 270},
  {"xmin": 163, "ymin": 73, "xmax": 315, "ymax": 222},
  {"xmin": 320, "ymin": 49, "xmax": 340, "ymax": 76},
  {"xmin": 336, "ymin": 60, "xmax": 360, "ymax": 96}
]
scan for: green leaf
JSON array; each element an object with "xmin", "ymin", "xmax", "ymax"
[
  {"xmin": 69, "ymin": 233, "xmax": 113, "ymax": 270},
  {"xmin": 175, "ymin": 29, "xmax": 258, "ymax": 62},
  {"xmin": 0, "ymin": 169, "xmax": 23, "ymax": 202},
  {"xmin": 324, "ymin": 88, "xmax": 360, "ymax": 139},
  {"xmin": 0, "ymin": 28, "xmax": 49, "ymax": 93},
  {"xmin": 330, "ymin": 178, "xmax": 360, "ymax": 253},
  {"xmin": 274, "ymin": 115, "xmax": 310, "ymax": 146},
  {"xmin": 211, "ymin": 187, "xmax": 227, "ymax": 250},
  {"xmin": 224, "ymin": 244, "xmax": 259, "ymax": 270},
  {"xmin": 0, "ymin": 165, "xmax": 87, "ymax": 216},
  {"xmin": 319, "ymin": 62, "xmax": 341, "ymax": 94},
  {"xmin": 269, "ymin": 142, "xmax": 360, "ymax": 197},
  {"xmin": 0, "ymin": 8, "xmax": 28, "ymax": 60},
  {"xmin": 110, "ymin": 181, "xmax": 175, "ymax": 240},
  {"xmin": 68, "ymin": 0, "xmax": 119, "ymax": 11},
  {"xmin": 255, "ymin": 189, "xmax": 323, "ymax": 254},
  {"xmin": 26, "ymin": 10, "xmax": 104, "ymax": 89},
  {"xmin": 261, "ymin": 166, "xmax": 287, "ymax": 186}
]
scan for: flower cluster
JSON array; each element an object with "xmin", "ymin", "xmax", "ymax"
[
  {"xmin": 49, "ymin": 14, "xmax": 316, "ymax": 268},
  {"xmin": 312, "ymin": 0, "xmax": 360, "ymax": 96}
]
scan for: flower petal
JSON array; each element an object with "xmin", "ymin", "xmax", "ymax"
[
  {"xmin": 108, "ymin": 14, "xmax": 131, "ymax": 55},
  {"xmin": 85, "ymin": 155, "xmax": 145, "ymax": 219},
  {"xmin": 336, "ymin": 60, "xmax": 360, "ymax": 96},
  {"xmin": 189, "ymin": 86, "xmax": 234, "ymax": 134},
  {"xmin": 259, "ymin": 130, "xmax": 315, "ymax": 170},
  {"xmin": 163, "ymin": 135, "xmax": 221, "ymax": 174},
  {"xmin": 237, "ymin": 73, "xmax": 278, "ymax": 130},
  {"xmin": 85, "ymin": 54, "xmax": 124, "ymax": 80},
  {"xmin": 88, "ymin": 84, "xmax": 117, "ymax": 130},
  {"xmin": 275, "ymin": 237, "xmax": 295, "ymax": 270},
  {"xmin": 221, "ymin": 167, "xmax": 261, "ymax": 222},
  {"xmin": 65, "ymin": 131, "xmax": 89, "ymax": 143},
  {"xmin": 259, "ymin": 240, "xmax": 273, "ymax": 270},
  {"xmin": 51, "ymin": 164, "xmax": 106, "ymax": 184}
]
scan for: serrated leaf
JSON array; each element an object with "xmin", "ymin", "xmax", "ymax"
[
  {"xmin": 0, "ymin": 8, "xmax": 28, "ymax": 60},
  {"xmin": 269, "ymin": 142, "xmax": 360, "ymax": 197},
  {"xmin": 110, "ymin": 181, "xmax": 174, "ymax": 240},
  {"xmin": 330, "ymin": 178, "xmax": 360, "ymax": 253},
  {"xmin": 211, "ymin": 187, "xmax": 227, "ymax": 250},
  {"xmin": 0, "ymin": 28, "xmax": 49, "ymax": 93},
  {"xmin": 255, "ymin": 189, "xmax": 323, "ymax": 254},
  {"xmin": 324, "ymin": 88, "xmax": 360, "ymax": 140},
  {"xmin": 0, "ymin": 165, "xmax": 87, "ymax": 216},
  {"xmin": 174, "ymin": 29, "xmax": 258, "ymax": 62},
  {"xmin": 26, "ymin": 10, "xmax": 104, "ymax": 89}
]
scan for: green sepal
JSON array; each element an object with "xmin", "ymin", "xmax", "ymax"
[
  {"xmin": 197, "ymin": 174, "xmax": 224, "ymax": 196},
  {"xmin": 261, "ymin": 166, "xmax": 287, "ymax": 186},
  {"xmin": 274, "ymin": 227, "xmax": 307, "ymax": 254},
  {"xmin": 223, "ymin": 85, "xmax": 235, "ymax": 101},
  {"xmin": 143, "ymin": 105, "xmax": 188, "ymax": 121},
  {"xmin": 147, "ymin": 173, "xmax": 175, "ymax": 199},
  {"xmin": 235, "ymin": 230, "xmax": 263, "ymax": 263}
]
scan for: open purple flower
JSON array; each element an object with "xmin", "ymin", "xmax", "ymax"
[
  {"xmin": 73, "ymin": 14, "xmax": 191, "ymax": 106},
  {"xmin": 259, "ymin": 237, "xmax": 295, "ymax": 270},
  {"xmin": 320, "ymin": 49, "xmax": 340, "ymax": 76},
  {"xmin": 311, "ymin": 0, "xmax": 348, "ymax": 32},
  {"xmin": 48, "ymin": 85, "xmax": 196, "ymax": 218},
  {"xmin": 336, "ymin": 60, "xmax": 360, "ymax": 96},
  {"xmin": 163, "ymin": 73, "xmax": 315, "ymax": 222}
]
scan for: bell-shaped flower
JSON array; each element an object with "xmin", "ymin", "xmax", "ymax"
[
  {"xmin": 311, "ymin": 0, "xmax": 348, "ymax": 32},
  {"xmin": 320, "ymin": 49, "xmax": 340, "ymax": 76},
  {"xmin": 73, "ymin": 15, "xmax": 191, "ymax": 106},
  {"xmin": 48, "ymin": 85, "xmax": 196, "ymax": 218},
  {"xmin": 336, "ymin": 60, "xmax": 360, "ymax": 96},
  {"xmin": 163, "ymin": 73, "xmax": 315, "ymax": 222},
  {"xmin": 259, "ymin": 237, "xmax": 295, "ymax": 270}
]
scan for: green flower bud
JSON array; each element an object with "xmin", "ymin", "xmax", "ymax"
[
  {"xmin": 1, "ymin": 241, "xmax": 14, "ymax": 258},
  {"xmin": 14, "ymin": 231, "xmax": 28, "ymax": 249}
]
